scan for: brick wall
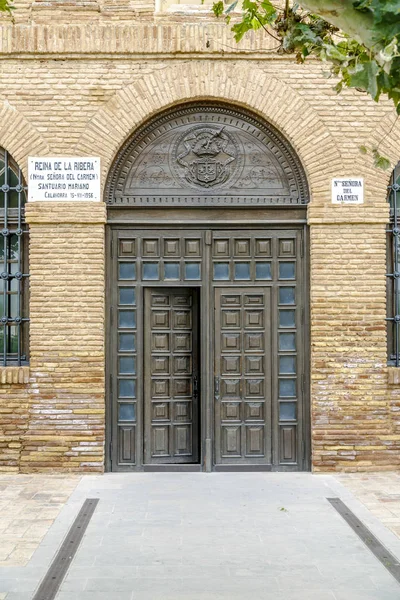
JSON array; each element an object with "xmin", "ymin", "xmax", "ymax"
[
  {"xmin": 310, "ymin": 224, "xmax": 400, "ymax": 471},
  {"xmin": 0, "ymin": 203, "xmax": 106, "ymax": 472},
  {"xmin": 0, "ymin": 9, "xmax": 399, "ymax": 472}
]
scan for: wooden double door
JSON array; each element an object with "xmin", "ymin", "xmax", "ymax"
[{"xmin": 107, "ymin": 227, "xmax": 309, "ymax": 471}]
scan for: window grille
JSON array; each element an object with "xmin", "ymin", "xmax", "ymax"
[
  {"xmin": 0, "ymin": 148, "xmax": 29, "ymax": 366},
  {"xmin": 387, "ymin": 161, "xmax": 400, "ymax": 366}
]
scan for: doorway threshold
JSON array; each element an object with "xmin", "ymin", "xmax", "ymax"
[
  {"xmin": 214, "ymin": 465, "xmax": 272, "ymax": 472},
  {"xmin": 143, "ymin": 465, "xmax": 202, "ymax": 472}
]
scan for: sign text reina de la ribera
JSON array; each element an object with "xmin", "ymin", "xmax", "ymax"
[{"xmin": 28, "ymin": 157, "xmax": 101, "ymax": 201}]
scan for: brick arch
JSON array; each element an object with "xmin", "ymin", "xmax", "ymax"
[
  {"xmin": 75, "ymin": 61, "xmax": 341, "ymax": 201},
  {"xmin": 369, "ymin": 112, "xmax": 400, "ymax": 167},
  {"xmin": 349, "ymin": 111, "xmax": 400, "ymax": 212},
  {"xmin": 0, "ymin": 102, "xmax": 50, "ymax": 178}
]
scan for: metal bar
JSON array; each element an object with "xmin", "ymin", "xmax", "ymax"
[
  {"xmin": 387, "ymin": 167, "xmax": 400, "ymax": 366},
  {"xmin": 0, "ymin": 150, "xmax": 29, "ymax": 365},
  {"xmin": 16, "ymin": 166, "xmax": 22, "ymax": 365},
  {"xmin": 32, "ymin": 499, "xmax": 99, "ymax": 600},
  {"xmin": 2, "ymin": 151, "xmax": 8, "ymax": 366},
  {"xmin": 1, "ymin": 226, "xmax": 6, "ymax": 365},
  {"xmin": 4, "ymin": 149, "xmax": 8, "ymax": 229},
  {"xmin": 394, "ymin": 173, "xmax": 399, "ymax": 366},
  {"xmin": 328, "ymin": 498, "xmax": 400, "ymax": 584}
]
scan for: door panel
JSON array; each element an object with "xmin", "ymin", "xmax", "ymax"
[
  {"xmin": 144, "ymin": 288, "xmax": 199, "ymax": 464},
  {"xmin": 108, "ymin": 226, "xmax": 309, "ymax": 472},
  {"xmin": 214, "ymin": 288, "xmax": 272, "ymax": 465}
]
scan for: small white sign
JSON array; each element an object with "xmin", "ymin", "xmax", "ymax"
[
  {"xmin": 332, "ymin": 177, "xmax": 364, "ymax": 204},
  {"xmin": 28, "ymin": 157, "xmax": 101, "ymax": 201}
]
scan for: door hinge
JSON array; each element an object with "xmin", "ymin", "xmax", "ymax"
[
  {"xmin": 110, "ymin": 306, "xmax": 114, "ymax": 326},
  {"xmin": 300, "ymin": 230, "xmax": 304, "ymax": 258},
  {"xmin": 110, "ymin": 237, "xmax": 114, "ymax": 258},
  {"xmin": 301, "ymin": 373, "xmax": 305, "ymax": 395},
  {"xmin": 301, "ymin": 440, "xmax": 305, "ymax": 461},
  {"xmin": 109, "ymin": 440, "xmax": 113, "ymax": 464},
  {"xmin": 205, "ymin": 230, "xmax": 212, "ymax": 246}
]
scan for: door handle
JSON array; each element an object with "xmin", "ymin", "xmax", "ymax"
[
  {"xmin": 193, "ymin": 375, "xmax": 198, "ymax": 399},
  {"xmin": 214, "ymin": 376, "xmax": 220, "ymax": 400}
]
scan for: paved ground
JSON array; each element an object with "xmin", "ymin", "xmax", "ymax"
[
  {"xmin": 336, "ymin": 472, "xmax": 400, "ymax": 539},
  {"xmin": 0, "ymin": 475, "xmax": 81, "ymax": 567},
  {"xmin": 1, "ymin": 473, "xmax": 400, "ymax": 600}
]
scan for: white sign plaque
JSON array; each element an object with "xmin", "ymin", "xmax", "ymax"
[
  {"xmin": 332, "ymin": 177, "xmax": 364, "ymax": 204},
  {"xmin": 28, "ymin": 157, "xmax": 101, "ymax": 201}
]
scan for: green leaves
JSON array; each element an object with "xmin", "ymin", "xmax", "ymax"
[
  {"xmin": 212, "ymin": 1, "xmax": 224, "ymax": 17},
  {"xmin": 360, "ymin": 145, "xmax": 391, "ymax": 170},
  {"xmin": 372, "ymin": 148, "xmax": 391, "ymax": 170},
  {"xmin": 229, "ymin": 0, "xmax": 277, "ymax": 41},
  {"xmin": 0, "ymin": 0, "xmax": 13, "ymax": 13},
  {"xmin": 210, "ymin": 0, "xmax": 400, "ymax": 169},
  {"xmin": 354, "ymin": 0, "xmax": 400, "ymax": 44},
  {"xmin": 259, "ymin": 0, "xmax": 276, "ymax": 19},
  {"xmin": 348, "ymin": 60, "xmax": 380, "ymax": 100},
  {"xmin": 212, "ymin": 0, "xmax": 400, "ymax": 119}
]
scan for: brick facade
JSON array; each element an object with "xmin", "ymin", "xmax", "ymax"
[{"xmin": 1, "ymin": 2, "xmax": 400, "ymax": 472}]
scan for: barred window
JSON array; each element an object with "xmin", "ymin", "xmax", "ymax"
[
  {"xmin": 0, "ymin": 148, "xmax": 29, "ymax": 366},
  {"xmin": 387, "ymin": 161, "xmax": 400, "ymax": 365}
]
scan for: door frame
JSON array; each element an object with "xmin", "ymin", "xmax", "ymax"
[{"xmin": 105, "ymin": 213, "xmax": 310, "ymax": 472}]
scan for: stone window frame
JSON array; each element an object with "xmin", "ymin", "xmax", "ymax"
[{"xmin": 0, "ymin": 147, "xmax": 29, "ymax": 366}]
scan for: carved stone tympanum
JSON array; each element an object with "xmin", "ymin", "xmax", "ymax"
[{"xmin": 106, "ymin": 102, "xmax": 309, "ymax": 207}]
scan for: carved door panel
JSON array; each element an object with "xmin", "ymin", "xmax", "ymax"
[
  {"xmin": 214, "ymin": 288, "xmax": 272, "ymax": 465},
  {"xmin": 144, "ymin": 288, "xmax": 199, "ymax": 464}
]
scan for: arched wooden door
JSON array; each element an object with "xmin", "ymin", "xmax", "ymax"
[{"xmin": 105, "ymin": 102, "xmax": 310, "ymax": 472}]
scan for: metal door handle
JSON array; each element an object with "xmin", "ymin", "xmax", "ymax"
[
  {"xmin": 193, "ymin": 375, "xmax": 198, "ymax": 399},
  {"xmin": 214, "ymin": 376, "xmax": 220, "ymax": 400}
]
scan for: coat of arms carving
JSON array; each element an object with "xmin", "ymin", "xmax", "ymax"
[{"xmin": 174, "ymin": 126, "xmax": 237, "ymax": 189}]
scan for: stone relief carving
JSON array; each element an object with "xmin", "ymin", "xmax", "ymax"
[
  {"xmin": 173, "ymin": 125, "xmax": 237, "ymax": 189},
  {"xmin": 106, "ymin": 103, "xmax": 309, "ymax": 207}
]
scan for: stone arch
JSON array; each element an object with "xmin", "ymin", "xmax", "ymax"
[
  {"xmin": 75, "ymin": 61, "xmax": 341, "ymax": 203},
  {"xmin": 105, "ymin": 100, "xmax": 309, "ymax": 208},
  {"xmin": 0, "ymin": 101, "xmax": 50, "ymax": 179}
]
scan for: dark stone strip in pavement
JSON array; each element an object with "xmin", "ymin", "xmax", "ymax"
[
  {"xmin": 328, "ymin": 497, "xmax": 400, "ymax": 585},
  {"xmin": 32, "ymin": 498, "xmax": 99, "ymax": 600}
]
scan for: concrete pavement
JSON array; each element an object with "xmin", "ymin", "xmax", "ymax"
[{"xmin": 1, "ymin": 473, "xmax": 400, "ymax": 599}]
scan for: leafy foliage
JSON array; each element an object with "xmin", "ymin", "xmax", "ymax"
[
  {"xmin": 213, "ymin": 0, "xmax": 400, "ymax": 116},
  {"xmin": 360, "ymin": 144, "xmax": 392, "ymax": 169},
  {"xmin": 0, "ymin": 0, "xmax": 13, "ymax": 14}
]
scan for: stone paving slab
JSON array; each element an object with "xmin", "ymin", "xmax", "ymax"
[
  {"xmin": 0, "ymin": 472, "xmax": 400, "ymax": 600},
  {"xmin": 0, "ymin": 475, "xmax": 81, "ymax": 567},
  {"xmin": 334, "ymin": 472, "xmax": 400, "ymax": 539}
]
